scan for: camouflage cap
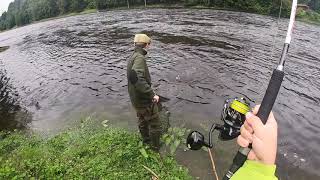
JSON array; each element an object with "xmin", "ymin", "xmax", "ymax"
[{"xmin": 134, "ymin": 34, "xmax": 151, "ymax": 44}]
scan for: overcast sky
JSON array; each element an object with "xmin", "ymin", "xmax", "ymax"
[{"xmin": 0, "ymin": 0, "xmax": 14, "ymax": 14}]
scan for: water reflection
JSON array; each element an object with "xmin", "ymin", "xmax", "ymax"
[{"xmin": 0, "ymin": 69, "xmax": 31, "ymax": 130}]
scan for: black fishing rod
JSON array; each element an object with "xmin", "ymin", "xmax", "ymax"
[
  {"xmin": 223, "ymin": 0, "xmax": 298, "ymax": 179},
  {"xmin": 186, "ymin": 0, "xmax": 298, "ymax": 179}
]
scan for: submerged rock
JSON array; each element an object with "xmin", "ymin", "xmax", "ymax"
[{"xmin": 0, "ymin": 46, "xmax": 9, "ymax": 53}]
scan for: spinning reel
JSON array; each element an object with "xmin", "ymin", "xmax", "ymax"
[{"xmin": 187, "ymin": 97, "xmax": 251, "ymax": 150}]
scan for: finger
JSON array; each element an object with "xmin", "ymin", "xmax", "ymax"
[
  {"xmin": 243, "ymin": 121, "xmax": 254, "ymax": 134},
  {"xmin": 252, "ymin": 134, "xmax": 264, "ymax": 150},
  {"xmin": 253, "ymin": 105, "xmax": 277, "ymax": 127},
  {"xmin": 240, "ymin": 125, "xmax": 253, "ymax": 143},
  {"xmin": 252, "ymin": 105, "xmax": 261, "ymax": 115},
  {"xmin": 246, "ymin": 112, "xmax": 264, "ymax": 132},
  {"xmin": 248, "ymin": 150, "xmax": 257, "ymax": 161},
  {"xmin": 266, "ymin": 111, "xmax": 277, "ymax": 127},
  {"xmin": 237, "ymin": 135, "xmax": 250, "ymax": 148}
]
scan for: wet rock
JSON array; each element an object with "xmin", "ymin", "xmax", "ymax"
[{"xmin": 0, "ymin": 46, "xmax": 9, "ymax": 53}]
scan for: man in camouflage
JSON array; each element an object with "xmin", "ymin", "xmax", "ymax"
[{"xmin": 127, "ymin": 34, "xmax": 161, "ymax": 152}]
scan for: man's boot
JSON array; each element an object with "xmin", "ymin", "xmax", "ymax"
[
  {"xmin": 150, "ymin": 131, "xmax": 161, "ymax": 152},
  {"xmin": 139, "ymin": 123, "xmax": 150, "ymax": 144}
]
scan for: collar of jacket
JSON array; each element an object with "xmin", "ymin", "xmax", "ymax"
[{"xmin": 134, "ymin": 47, "xmax": 147, "ymax": 56}]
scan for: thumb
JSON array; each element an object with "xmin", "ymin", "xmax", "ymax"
[
  {"xmin": 253, "ymin": 105, "xmax": 276, "ymax": 127},
  {"xmin": 266, "ymin": 111, "xmax": 277, "ymax": 127},
  {"xmin": 252, "ymin": 105, "xmax": 261, "ymax": 115}
]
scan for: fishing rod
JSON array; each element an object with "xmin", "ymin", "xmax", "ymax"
[
  {"xmin": 186, "ymin": 0, "xmax": 298, "ymax": 179},
  {"xmin": 223, "ymin": 1, "xmax": 297, "ymax": 179}
]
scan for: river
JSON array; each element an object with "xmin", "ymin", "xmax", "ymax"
[{"xmin": 0, "ymin": 8, "xmax": 319, "ymax": 180}]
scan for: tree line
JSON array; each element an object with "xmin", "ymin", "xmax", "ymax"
[{"xmin": 1, "ymin": 0, "xmax": 319, "ymax": 31}]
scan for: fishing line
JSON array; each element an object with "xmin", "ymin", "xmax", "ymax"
[
  {"xmin": 208, "ymin": 148, "xmax": 220, "ymax": 180},
  {"xmin": 270, "ymin": 0, "xmax": 283, "ymax": 62}
]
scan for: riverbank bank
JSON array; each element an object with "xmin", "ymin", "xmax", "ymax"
[
  {"xmin": 1, "ymin": 4, "xmax": 319, "ymax": 34},
  {"xmin": 0, "ymin": 120, "xmax": 191, "ymax": 179},
  {"xmin": 187, "ymin": 4, "xmax": 320, "ymax": 25},
  {"xmin": 39, "ymin": 9, "xmax": 98, "ymax": 23},
  {"xmin": 96, "ymin": 3, "xmax": 320, "ymax": 26},
  {"xmin": 52, "ymin": 4, "xmax": 320, "ymax": 26},
  {"xmin": 0, "ymin": 9, "xmax": 97, "ymax": 34},
  {"xmin": 296, "ymin": 9, "xmax": 320, "ymax": 25}
]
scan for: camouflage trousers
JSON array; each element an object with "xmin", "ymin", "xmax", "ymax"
[{"xmin": 136, "ymin": 104, "xmax": 161, "ymax": 152}]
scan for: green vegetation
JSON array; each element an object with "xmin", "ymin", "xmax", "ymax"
[
  {"xmin": 0, "ymin": 0, "xmax": 319, "ymax": 31},
  {"xmin": 0, "ymin": 119, "xmax": 192, "ymax": 179},
  {"xmin": 297, "ymin": 8, "xmax": 320, "ymax": 25},
  {"xmin": 162, "ymin": 127, "xmax": 190, "ymax": 155},
  {"xmin": 0, "ymin": 0, "xmax": 320, "ymax": 31}
]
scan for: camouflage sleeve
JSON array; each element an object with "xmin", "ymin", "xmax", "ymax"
[{"xmin": 131, "ymin": 56, "xmax": 155, "ymax": 99}]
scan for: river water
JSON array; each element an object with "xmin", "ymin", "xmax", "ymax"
[{"xmin": 0, "ymin": 9, "xmax": 319, "ymax": 180}]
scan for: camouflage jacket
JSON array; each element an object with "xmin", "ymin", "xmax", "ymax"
[{"xmin": 127, "ymin": 47, "xmax": 155, "ymax": 109}]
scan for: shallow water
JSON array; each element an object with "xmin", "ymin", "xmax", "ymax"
[{"xmin": 0, "ymin": 9, "xmax": 319, "ymax": 180}]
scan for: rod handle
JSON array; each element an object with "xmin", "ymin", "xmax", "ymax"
[
  {"xmin": 257, "ymin": 69, "xmax": 284, "ymax": 124},
  {"xmin": 222, "ymin": 150, "xmax": 249, "ymax": 180}
]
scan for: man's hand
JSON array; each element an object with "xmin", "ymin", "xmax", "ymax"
[
  {"xmin": 237, "ymin": 105, "xmax": 278, "ymax": 165},
  {"xmin": 153, "ymin": 95, "xmax": 159, "ymax": 103}
]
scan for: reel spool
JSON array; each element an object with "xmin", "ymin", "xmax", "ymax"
[
  {"xmin": 219, "ymin": 97, "xmax": 250, "ymax": 141},
  {"xmin": 186, "ymin": 97, "xmax": 251, "ymax": 150}
]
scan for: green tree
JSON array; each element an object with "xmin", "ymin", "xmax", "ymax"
[
  {"xmin": 58, "ymin": 0, "xmax": 71, "ymax": 14},
  {"xmin": 309, "ymin": 0, "xmax": 320, "ymax": 13},
  {"xmin": 70, "ymin": 0, "xmax": 86, "ymax": 12},
  {"xmin": 47, "ymin": 0, "xmax": 60, "ymax": 17},
  {"xmin": 85, "ymin": 0, "xmax": 97, "ymax": 9},
  {"xmin": 96, "ymin": 0, "xmax": 107, "ymax": 9},
  {"xmin": 0, "ymin": 12, "xmax": 7, "ymax": 30},
  {"xmin": 5, "ymin": 2, "xmax": 17, "ymax": 29},
  {"xmin": 19, "ymin": 0, "xmax": 32, "ymax": 25}
]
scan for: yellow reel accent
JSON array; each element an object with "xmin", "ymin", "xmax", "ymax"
[{"xmin": 230, "ymin": 100, "xmax": 250, "ymax": 115}]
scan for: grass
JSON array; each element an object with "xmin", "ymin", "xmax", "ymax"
[
  {"xmin": 0, "ymin": 119, "xmax": 192, "ymax": 179},
  {"xmin": 297, "ymin": 9, "xmax": 320, "ymax": 25}
]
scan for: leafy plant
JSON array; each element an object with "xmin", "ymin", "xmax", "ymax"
[{"xmin": 161, "ymin": 127, "xmax": 191, "ymax": 155}]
